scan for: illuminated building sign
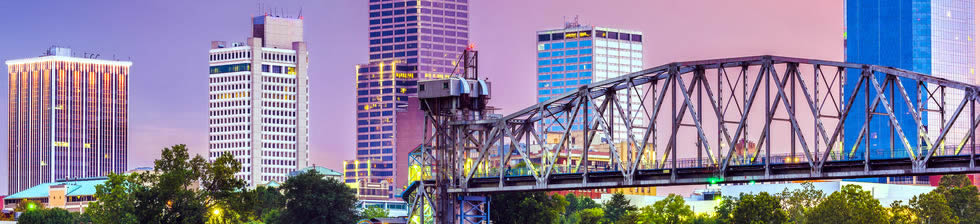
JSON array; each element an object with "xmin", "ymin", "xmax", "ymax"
[{"xmin": 423, "ymin": 73, "xmax": 450, "ymax": 79}]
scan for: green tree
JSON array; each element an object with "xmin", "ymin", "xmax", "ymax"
[
  {"xmin": 562, "ymin": 193, "xmax": 601, "ymax": 224},
  {"xmin": 637, "ymin": 194, "xmax": 694, "ymax": 224},
  {"xmin": 201, "ymin": 149, "xmax": 249, "ymax": 223},
  {"xmin": 490, "ymin": 192, "xmax": 567, "ymax": 224},
  {"xmin": 133, "ymin": 144, "xmax": 209, "ymax": 223},
  {"xmin": 888, "ymin": 201, "xmax": 916, "ymax": 224},
  {"xmin": 616, "ymin": 210, "xmax": 641, "ymax": 224},
  {"xmin": 261, "ymin": 209, "xmax": 282, "ymax": 224},
  {"xmin": 713, "ymin": 196, "xmax": 736, "ymax": 224},
  {"xmin": 731, "ymin": 192, "xmax": 786, "ymax": 224},
  {"xmin": 234, "ymin": 185, "xmax": 285, "ymax": 221},
  {"xmin": 575, "ymin": 207, "xmax": 605, "ymax": 224},
  {"xmin": 17, "ymin": 208, "xmax": 80, "ymax": 224},
  {"xmin": 938, "ymin": 174, "xmax": 972, "ymax": 189},
  {"xmin": 689, "ymin": 213, "xmax": 717, "ymax": 224},
  {"xmin": 361, "ymin": 207, "xmax": 391, "ymax": 219},
  {"xmin": 279, "ymin": 170, "xmax": 359, "ymax": 223},
  {"xmin": 806, "ymin": 185, "xmax": 888, "ymax": 224},
  {"xmin": 779, "ymin": 182, "xmax": 825, "ymax": 224},
  {"xmin": 603, "ymin": 192, "xmax": 636, "ymax": 223},
  {"xmin": 911, "ymin": 191, "xmax": 958, "ymax": 224},
  {"xmin": 83, "ymin": 144, "xmax": 251, "ymax": 223},
  {"xmin": 87, "ymin": 173, "xmax": 139, "ymax": 224},
  {"xmin": 935, "ymin": 175, "xmax": 980, "ymax": 224}
]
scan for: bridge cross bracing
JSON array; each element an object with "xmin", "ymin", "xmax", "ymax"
[{"xmin": 405, "ymin": 55, "xmax": 980, "ymax": 223}]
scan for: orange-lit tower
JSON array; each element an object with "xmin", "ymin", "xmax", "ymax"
[{"xmin": 5, "ymin": 47, "xmax": 131, "ymax": 193}]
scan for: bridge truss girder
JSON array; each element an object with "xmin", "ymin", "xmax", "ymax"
[{"xmin": 407, "ymin": 55, "xmax": 980, "ymax": 223}]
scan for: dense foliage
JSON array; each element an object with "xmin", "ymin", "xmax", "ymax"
[
  {"xmin": 487, "ymin": 177, "xmax": 979, "ymax": 224},
  {"xmin": 279, "ymin": 170, "xmax": 360, "ymax": 223},
  {"xmin": 490, "ymin": 192, "xmax": 568, "ymax": 224},
  {"xmin": 17, "ymin": 208, "xmax": 85, "ymax": 224},
  {"xmin": 18, "ymin": 143, "xmax": 980, "ymax": 224},
  {"xmin": 19, "ymin": 144, "xmax": 360, "ymax": 224}
]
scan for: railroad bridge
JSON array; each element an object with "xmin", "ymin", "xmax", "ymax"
[{"xmin": 404, "ymin": 54, "xmax": 980, "ymax": 223}]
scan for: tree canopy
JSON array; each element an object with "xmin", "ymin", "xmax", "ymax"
[
  {"xmin": 83, "ymin": 144, "xmax": 357, "ymax": 224},
  {"xmin": 805, "ymin": 184, "xmax": 888, "ymax": 224},
  {"xmin": 279, "ymin": 169, "xmax": 360, "ymax": 223},
  {"xmin": 638, "ymin": 194, "xmax": 694, "ymax": 224},
  {"xmin": 490, "ymin": 192, "xmax": 568, "ymax": 224},
  {"xmin": 603, "ymin": 192, "xmax": 636, "ymax": 223},
  {"xmin": 17, "ymin": 208, "xmax": 83, "ymax": 224},
  {"xmin": 731, "ymin": 192, "xmax": 786, "ymax": 224}
]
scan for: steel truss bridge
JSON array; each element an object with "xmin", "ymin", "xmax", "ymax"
[{"xmin": 404, "ymin": 55, "xmax": 980, "ymax": 223}]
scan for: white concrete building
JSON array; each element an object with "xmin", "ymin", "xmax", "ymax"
[{"xmin": 208, "ymin": 15, "xmax": 309, "ymax": 187}]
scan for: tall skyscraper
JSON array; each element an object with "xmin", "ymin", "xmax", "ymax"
[
  {"xmin": 350, "ymin": 0, "xmax": 469, "ymax": 199},
  {"xmin": 535, "ymin": 21, "xmax": 644, "ymax": 142},
  {"xmin": 845, "ymin": 0, "xmax": 975, "ymax": 161},
  {"xmin": 5, "ymin": 47, "xmax": 131, "ymax": 193},
  {"xmin": 209, "ymin": 15, "xmax": 309, "ymax": 187}
]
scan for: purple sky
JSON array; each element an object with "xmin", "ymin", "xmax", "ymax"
[{"xmin": 4, "ymin": 0, "xmax": 956, "ymax": 195}]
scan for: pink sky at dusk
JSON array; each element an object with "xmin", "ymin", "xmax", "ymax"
[{"xmin": 1, "ymin": 0, "xmax": 975, "ymax": 195}]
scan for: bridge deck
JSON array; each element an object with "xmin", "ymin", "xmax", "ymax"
[{"xmin": 433, "ymin": 155, "xmax": 979, "ymax": 193}]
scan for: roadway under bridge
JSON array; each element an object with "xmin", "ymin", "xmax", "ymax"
[{"xmin": 404, "ymin": 55, "xmax": 980, "ymax": 223}]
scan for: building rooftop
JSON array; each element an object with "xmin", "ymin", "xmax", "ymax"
[
  {"xmin": 6, "ymin": 177, "xmax": 108, "ymax": 200},
  {"xmin": 5, "ymin": 47, "xmax": 132, "ymax": 66},
  {"xmin": 289, "ymin": 165, "xmax": 343, "ymax": 177}
]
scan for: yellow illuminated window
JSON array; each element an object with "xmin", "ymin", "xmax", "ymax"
[{"xmin": 287, "ymin": 67, "xmax": 296, "ymax": 75}]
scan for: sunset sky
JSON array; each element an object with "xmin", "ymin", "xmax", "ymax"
[{"xmin": 3, "ymin": 0, "xmax": 972, "ymax": 195}]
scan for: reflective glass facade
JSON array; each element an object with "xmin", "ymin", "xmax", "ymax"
[
  {"xmin": 536, "ymin": 25, "xmax": 643, "ymax": 142},
  {"xmin": 845, "ymin": 0, "xmax": 974, "ymax": 160},
  {"xmin": 926, "ymin": 0, "xmax": 975, "ymax": 150},
  {"xmin": 354, "ymin": 0, "xmax": 469, "ymax": 199},
  {"xmin": 6, "ymin": 50, "xmax": 131, "ymax": 193}
]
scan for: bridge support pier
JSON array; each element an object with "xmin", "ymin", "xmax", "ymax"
[{"xmin": 457, "ymin": 196, "xmax": 490, "ymax": 224}]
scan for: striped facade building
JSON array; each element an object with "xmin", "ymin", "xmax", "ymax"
[{"xmin": 5, "ymin": 47, "xmax": 131, "ymax": 193}]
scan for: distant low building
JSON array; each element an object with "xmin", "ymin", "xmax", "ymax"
[
  {"xmin": 3, "ymin": 177, "xmax": 106, "ymax": 213},
  {"xmin": 288, "ymin": 165, "xmax": 343, "ymax": 181},
  {"xmin": 355, "ymin": 200, "xmax": 408, "ymax": 217}
]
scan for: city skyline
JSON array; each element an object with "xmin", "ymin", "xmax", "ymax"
[{"xmin": 4, "ymin": 0, "xmax": 956, "ymax": 196}]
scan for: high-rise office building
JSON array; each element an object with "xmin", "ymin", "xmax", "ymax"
[
  {"xmin": 5, "ymin": 47, "xmax": 131, "ymax": 193},
  {"xmin": 535, "ymin": 21, "xmax": 644, "ymax": 142},
  {"xmin": 845, "ymin": 0, "xmax": 975, "ymax": 161},
  {"xmin": 209, "ymin": 15, "xmax": 309, "ymax": 187},
  {"xmin": 351, "ymin": 0, "xmax": 469, "ymax": 199}
]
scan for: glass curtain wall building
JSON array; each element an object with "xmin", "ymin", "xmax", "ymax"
[
  {"xmin": 925, "ymin": 0, "xmax": 975, "ymax": 152},
  {"xmin": 353, "ymin": 0, "xmax": 469, "ymax": 199},
  {"xmin": 5, "ymin": 47, "xmax": 131, "ymax": 193},
  {"xmin": 845, "ymin": 0, "xmax": 975, "ymax": 160},
  {"xmin": 208, "ymin": 15, "xmax": 310, "ymax": 187},
  {"xmin": 845, "ymin": 0, "xmax": 974, "ymax": 183},
  {"xmin": 536, "ymin": 22, "xmax": 644, "ymax": 143}
]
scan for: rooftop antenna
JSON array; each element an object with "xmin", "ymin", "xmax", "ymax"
[{"xmin": 298, "ymin": 7, "xmax": 303, "ymax": 19}]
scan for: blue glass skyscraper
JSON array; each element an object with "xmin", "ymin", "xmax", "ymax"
[
  {"xmin": 845, "ymin": 0, "xmax": 975, "ymax": 183},
  {"xmin": 844, "ymin": 0, "xmax": 930, "ymax": 160},
  {"xmin": 536, "ymin": 22, "xmax": 644, "ymax": 142}
]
